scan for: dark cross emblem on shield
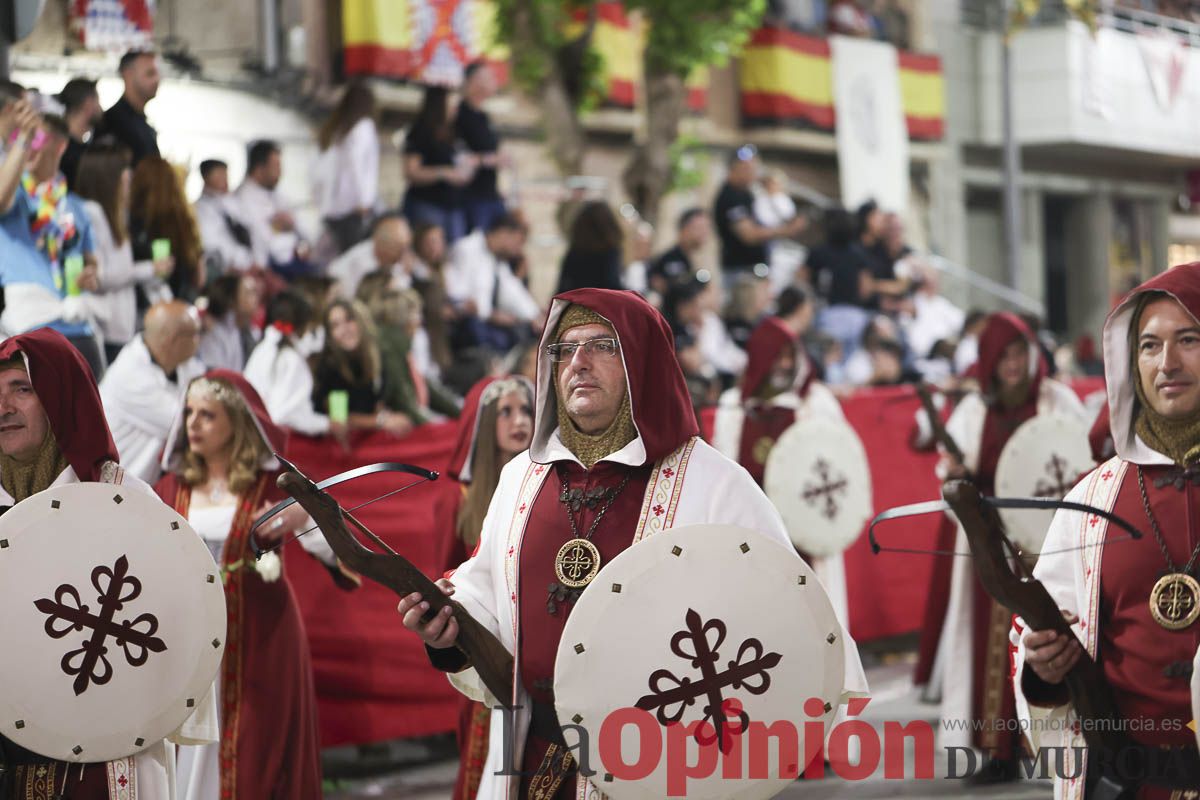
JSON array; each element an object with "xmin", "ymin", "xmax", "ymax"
[
  {"xmin": 1033, "ymin": 454, "xmax": 1075, "ymax": 499},
  {"xmin": 34, "ymin": 555, "xmax": 167, "ymax": 696},
  {"xmin": 802, "ymin": 458, "xmax": 849, "ymax": 521},
  {"xmin": 635, "ymin": 609, "xmax": 781, "ymax": 753}
]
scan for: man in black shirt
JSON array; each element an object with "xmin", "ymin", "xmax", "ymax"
[
  {"xmin": 55, "ymin": 78, "xmax": 101, "ymax": 189},
  {"xmin": 712, "ymin": 144, "xmax": 805, "ymax": 283},
  {"xmin": 647, "ymin": 207, "xmax": 710, "ymax": 299},
  {"xmin": 98, "ymin": 50, "xmax": 160, "ymax": 166},
  {"xmin": 855, "ymin": 200, "xmax": 911, "ymax": 309},
  {"xmin": 455, "ymin": 61, "xmax": 506, "ymax": 233}
]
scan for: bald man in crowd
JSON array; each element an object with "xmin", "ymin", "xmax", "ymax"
[
  {"xmin": 327, "ymin": 214, "xmax": 416, "ymax": 297},
  {"xmin": 99, "ymin": 301, "xmax": 205, "ymax": 482}
]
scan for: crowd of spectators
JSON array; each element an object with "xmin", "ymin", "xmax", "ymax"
[
  {"xmin": 0, "ymin": 49, "xmax": 1087, "ymax": 489},
  {"xmin": 766, "ymin": 0, "xmax": 912, "ymax": 48}
]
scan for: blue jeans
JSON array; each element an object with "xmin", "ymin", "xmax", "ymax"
[
  {"xmin": 403, "ymin": 198, "xmax": 467, "ymax": 243},
  {"xmin": 817, "ymin": 304, "xmax": 871, "ymax": 366},
  {"xmin": 463, "ymin": 194, "xmax": 508, "ymax": 234}
]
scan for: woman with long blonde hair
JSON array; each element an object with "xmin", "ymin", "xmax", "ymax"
[
  {"xmin": 156, "ymin": 370, "xmax": 355, "ymax": 799},
  {"xmin": 432, "ymin": 375, "xmax": 533, "ymax": 800}
]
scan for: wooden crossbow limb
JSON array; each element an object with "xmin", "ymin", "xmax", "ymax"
[{"xmin": 254, "ymin": 456, "xmax": 515, "ymax": 708}]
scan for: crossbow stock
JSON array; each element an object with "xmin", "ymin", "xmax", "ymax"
[
  {"xmin": 250, "ymin": 456, "xmax": 515, "ymax": 708},
  {"xmin": 871, "ymin": 481, "xmax": 1140, "ymax": 800}
]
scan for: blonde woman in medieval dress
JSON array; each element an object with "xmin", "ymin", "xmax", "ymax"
[
  {"xmin": 433, "ymin": 375, "xmax": 534, "ymax": 800},
  {"xmin": 157, "ymin": 370, "xmax": 356, "ymax": 800}
]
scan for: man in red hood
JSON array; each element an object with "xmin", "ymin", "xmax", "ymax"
[
  {"xmin": 933, "ymin": 312, "xmax": 1086, "ymax": 783},
  {"xmin": 1014, "ymin": 262, "xmax": 1200, "ymax": 798},
  {"xmin": 398, "ymin": 289, "xmax": 868, "ymax": 800},
  {"xmin": 0, "ymin": 327, "xmax": 217, "ymax": 798}
]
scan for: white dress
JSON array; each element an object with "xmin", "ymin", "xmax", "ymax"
[{"xmin": 175, "ymin": 502, "xmax": 236, "ymax": 800}]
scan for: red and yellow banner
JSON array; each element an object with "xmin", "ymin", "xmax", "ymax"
[
  {"xmin": 740, "ymin": 27, "xmax": 944, "ymax": 140},
  {"xmin": 572, "ymin": 2, "xmax": 709, "ymax": 112},
  {"xmin": 342, "ymin": 0, "xmax": 510, "ymax": 85}
]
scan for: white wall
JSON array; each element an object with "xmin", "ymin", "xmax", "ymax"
[{"xmin": 972, "ymin": 22, "xmax": 1200, "ymax": 160}]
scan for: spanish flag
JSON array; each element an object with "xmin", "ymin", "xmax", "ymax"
[
  {"xmin": 573, "ymin": 2, "xmax": 708, "ymax": 112},
  {"xmin": 740, "ymin": 27, "xmax": 943, "ymax": 140},
  {"xmin": 343, "ymin": 0, "xmax": 510, "ymax": 85}
]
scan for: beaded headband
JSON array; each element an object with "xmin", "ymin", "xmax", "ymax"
[
  {"xmin": 480, "ymin": 377, "xmax": 532, "ymax": 408},
  {"xmin": 186, "ymin": 377, "xmax": 244, "ymax": 409}
]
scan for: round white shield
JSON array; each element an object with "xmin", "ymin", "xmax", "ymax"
[
  {"xmin": 0, "ymin": 483, "xmax": 226, "ymax": 763},
  {"xmin": 994, "ymin": 414, "xmax": 1093, "ymax": 553},
  {"xmin": 554, "ymin": 524, "xmax": 845, "ymax": 800},
  {"xmin": 762, "ymin": 417, "xmax": 872, "ymax": 557}
]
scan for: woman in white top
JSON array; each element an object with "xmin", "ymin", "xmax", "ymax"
[
  {"xmin": 244, "ymin": 289, "xmax": 347, "ymax": 440},
  {"xmin": 313, "ymin": 80, "xmax": 379, "ymax": 254},
  {"xmin": 74, "ymin": 143, "xmax": 173, "ymax": 363}
]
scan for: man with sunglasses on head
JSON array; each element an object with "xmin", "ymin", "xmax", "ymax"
[
  {"xmin": 713, "ymin": 144, "xmax": 806, "ymax": 288},
  {"xmin": 398, "ymin": 287, "xmax": 866, "ymax": 800}
]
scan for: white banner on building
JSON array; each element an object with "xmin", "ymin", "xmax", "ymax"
[{"xmin": 830, "ymin": 35, "xmax": 909, "ymax": 214}]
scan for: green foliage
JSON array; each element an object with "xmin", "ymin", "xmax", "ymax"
[
  {"xmin": 491, "ymin": 0, "xmax": 606, "ymax": 110},
  {"xmin": 627, "ymin": 0, "xmax": 767, "ymax": 77}
]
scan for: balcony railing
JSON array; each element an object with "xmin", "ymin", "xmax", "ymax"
[{"xmin": 962, "ymin": 0, "xmax": 1200, "ymax": 46}]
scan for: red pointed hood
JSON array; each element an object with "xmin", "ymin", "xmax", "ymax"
[
  {"xmin": 1102, "ymin": 262, "xmax": 1200, "ymax": 464},
  {"xmin": 0, "ymin": 328, "xmax": 119, "ymax": 482},
  {"xmin": 740, "ymin": 317, "xmax": 815, "ymax": 402},
  {"xmin": 1088, "ymin": 401, "xmax": 1113, "ymax": 463},
  {"xmin": 161, "ymin": 369, "xmax": 287, "ymax": 473},
  {"xmin": 533, "ymin": 289, "xmax": 699, "ymax": 465},
  {"xmin": 447, "ymin": 375, "xmax": 534, "ymax": 483},
  {"xmin": 975, "ymin": 312, "xmax": 1045, "ymax": 398}
]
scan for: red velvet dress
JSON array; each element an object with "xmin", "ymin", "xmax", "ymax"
[{"xmin": 155, "ymin": 472, "xmax": 322, "ymax": 800}]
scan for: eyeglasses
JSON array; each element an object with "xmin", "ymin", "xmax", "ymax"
[{"xmin": 546, "ymin": 337, "xmax": 620, "ymax": 362}]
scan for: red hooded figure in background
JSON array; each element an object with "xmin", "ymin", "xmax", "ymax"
[{"xmin": 933, "ymin": 311, "xmax": 1087, "ymax": 780}]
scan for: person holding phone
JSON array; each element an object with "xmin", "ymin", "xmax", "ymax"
[{"xmin": 0, "ymin": 110, "xmax": 103, "ymax": 377}]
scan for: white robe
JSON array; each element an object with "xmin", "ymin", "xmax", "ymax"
[
  {"xmin": 934, "ymin": 377, "xmax": 1086, "ymax": 754},
  {"xmin": 710, "ymin": 383, "xmax": 852, "ymax": 628},
  {"xmin": 0, "ymin": 464, "xmax": 219, "ymax": 800},
  {"xmin": 99, "ymin": 336, "xmax": 206, "ymax": 485},
  {"xmin": 442, "ymin": 430, "xmax": 869, "ymax": 800}
]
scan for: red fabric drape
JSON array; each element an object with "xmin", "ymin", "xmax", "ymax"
[
  {"xmin": 288, "ymin": 380, "xmax": 1103, "ymax": 746},
  {"xmin": 285, "ymin": 423, "xmax": 460, "ymax": 746}
]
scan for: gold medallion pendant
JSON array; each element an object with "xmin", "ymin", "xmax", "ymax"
[
  {"xmin": 1149, "ymin": 573, "xmax": 1200, "ymax": 630},
  {"xmin": 555, "ymin": 538, "xmax": 601, "ymax": 589}
]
